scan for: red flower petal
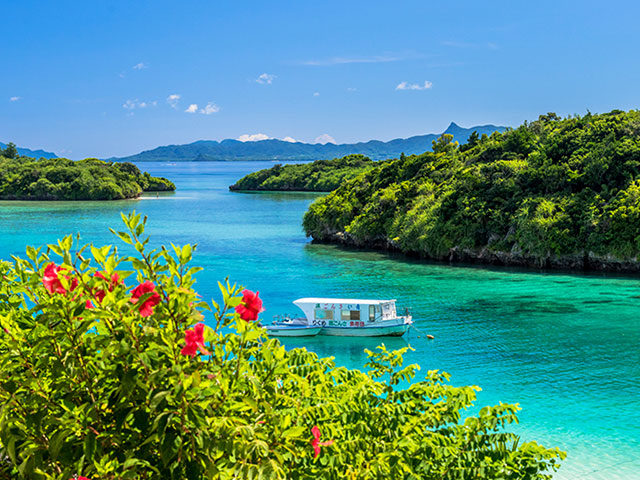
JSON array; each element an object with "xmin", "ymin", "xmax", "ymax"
[
  {"xmin": 181, "ymin": 323, "xmax": 211, "ymax": 357},
  {"xmin": 235, "ymin": 290, "xmax": 264, "ymax": 322},
  {"xmin": 130, "ymin": 281, "xmax": 161, "ymax": 317}
]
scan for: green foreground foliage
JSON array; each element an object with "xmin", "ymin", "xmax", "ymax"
[
  {"xmin": 229, "ymin": 154, "xmax": 376, "ymax": 192},
  {"xmin": 0, "ymin": 214, "xmax": 564, "ymax": 479},
  {"xmin": 304, "ymin": 110, "xmax": 640, "ymax": 267},
  {"xmin": 0, "ymin": 155, "xmax": 175, "ymax": 200}
]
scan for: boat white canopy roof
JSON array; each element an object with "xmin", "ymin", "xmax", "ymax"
[{"xmin": 294, "ymin": 298, "xmax": 395, "ymax": 306}]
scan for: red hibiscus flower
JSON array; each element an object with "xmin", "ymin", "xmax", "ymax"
[
  {"xmin": 311, "ymin": 425, "xmax": 334, "ymax": 458},
  {"xmin": 93, "ymin": 271, "xmax": 122, "ymax": 303},
  {"xmin": 129, "ymin": 281, "xmax": 161, "ymax": 317},
  {"xmin": 235, "ymin": 289, "xmax": 264, "ymax": 321},
  {"xmin": 180, "ymin": 322, "xmax": 210, "ymax": 357},
  {"xmin": 43, "ymin": 263, "xmax": 78, "ymax": 295}
]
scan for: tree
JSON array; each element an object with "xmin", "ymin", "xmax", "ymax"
[
  {"xmin": 459, "ymin": 131, "xmax": 480, "ymax": 152},
  {"xmin": 2, "ymin": 142, "xmax": 18, "ymax": 159},
  {"xmin": 432, "ymin": 133, "xmax": 459, "ymax": 154}
]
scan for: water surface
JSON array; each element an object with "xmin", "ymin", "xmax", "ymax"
[{"xmin": 0, "ymin": 161, "xmax": 638, "ymax": 479}]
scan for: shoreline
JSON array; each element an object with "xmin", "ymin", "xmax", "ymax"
[{"xmin": 311, "ymin": 232, "xmax": 640, "ymax": 274}]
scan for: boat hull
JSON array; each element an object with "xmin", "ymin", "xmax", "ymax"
[
  {"xmin": 265, "ymin": 326, "xmax": 322, "ymax": 337},
  {"xmin": 319, "ymin": 323, "xmax": 410, "ymax": 337}
]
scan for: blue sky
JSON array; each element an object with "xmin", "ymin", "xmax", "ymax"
[{"xmin": 2, "ymin": 0, "xmax": 640, "ymax": 159}]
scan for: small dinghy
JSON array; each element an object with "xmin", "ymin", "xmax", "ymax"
[{"xmin": 265, "ymin": 317, "xmax": 322, "ymax": 337}]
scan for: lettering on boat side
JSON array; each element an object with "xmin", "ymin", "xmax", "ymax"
[{"xmin": 319, "ymin": 303, "xmax": 359, "ymax": 310}]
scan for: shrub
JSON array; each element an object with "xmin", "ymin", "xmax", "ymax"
[{"xmin": 0, "ymin": 213, "xmax": 564, "ymax": 479}]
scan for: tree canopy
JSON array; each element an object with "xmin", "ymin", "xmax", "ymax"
[
  {"xmin": 229, "ymin": 154, "xmax": 376, "ymax": 192},
  {"xmin": 0, "ymin": 154, "xmax": 175, "ymax": 200}
]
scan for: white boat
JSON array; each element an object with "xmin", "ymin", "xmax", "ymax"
[
  {"xmin": 267, "ymin": 298, "xmax": 412, "ymax": 337},
  {"xmin": 264, "ymin": 319, "xmax": 322, "ymax": 337}
]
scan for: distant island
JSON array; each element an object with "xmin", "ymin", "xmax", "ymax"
[
  {"xmin": 301, "ymin": 110, "xmax": 640, "ymax": 272},
  {"xmin": 0, "ymin": 145, "xmax": 174, "ymax": 201},
  {"xmin": 230, "ymin": 154, "xmax": 376, "ymax": 191},
  {"xmin": 112, "ymin": 122, "xmax": 507, "ymax": 162},
  {"xmin": 0, "ymin": 141, "xmax": 58, "ymax": 160}
]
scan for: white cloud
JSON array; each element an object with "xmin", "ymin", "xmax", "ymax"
[
  {"xmin": 347, "ymin": 87, "xmax": 357, "ymax": 92},
  {"xmin": 237, "ymin": 133, "xmax": 271, "ymax": 142},
  {"xmin": 184, "ymin": 102, "xmax": 220, "ymax": 114},
  {"xmin": 123, "ymin": 99, "xmax": 157, "ymax": 109},
  {"xmin": 236, "ymin": 134, "xmax": 299, "ymax": 143},
  {"xmin": 256, "ymin": 73, "xmax": 276, "ymax": 85},
  {"xmin": 442, "ymin": 41, "xmax": 498, "ymax": 50},
  {"xmin": 314, "ymin": 134, "xmax": 336, "ymax": 144},
  {"xmin": 132, "ymin": 62, "xmax": 148, "ymax": 70},
  {"xmin": 9, "ymin": 96, "xmax": 21, "ymax": 102},
  {"xmin": 313, "ymin": 92, "xmax": 320, "ymax": 97},
  {"xmin": 395, "ymin": 81, "xmax": 433, "ymax": 91},
  {"xmin": 119, "ymin": 72, "xmax": 125, "ymax": 78},
  {"xmin": 300, "ymin": 55, "xmax": 403, "ymax": 66},
  {"xmin": 200, "ymin": 102, "xmax": 220, "ymax": 115},
  {"xmin": 166, "ymin": 94, "xmax": 181, "ymax": 109}
]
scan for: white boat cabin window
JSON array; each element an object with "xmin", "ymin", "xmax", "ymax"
[
  {"xmin": 369, "ymin": 305, "xmax": 377, "ymax": 322},
  {"xmin": 341, "ymin": 310, "xmax": 360, "ymax": 321},
  {"xmin": 314, "ymin": 308, "xmax": 334, "ymax": 320}
]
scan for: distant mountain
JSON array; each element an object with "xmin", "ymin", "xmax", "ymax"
[
  {"xmin": 112, "ymin": 123, "xmax": 508, "ymax": 162},
  {"xmin": 0, "ymin": 142, "xmax": 58, "ymax": 159}
]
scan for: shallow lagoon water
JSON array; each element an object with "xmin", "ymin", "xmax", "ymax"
[{"xmin": 1, "ymin": 161, "xmax": 638, "ymax": 479}]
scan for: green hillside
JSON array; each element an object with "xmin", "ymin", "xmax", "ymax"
[
  {"xmin": 229, "ymin": 154, "xmax": 376, "ymax": 191},
  {"xmin": 303, "ymin": 110, "xmax": 640, "ymax": 271}
]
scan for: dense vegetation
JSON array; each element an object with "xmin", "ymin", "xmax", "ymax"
[
  {"xmin": 0, "ymin": 213, "xmax": 564, "ymax": 479},
  {"xmin": 230, "ymin": 154, "xmax": 376, "ymax": 191},
  {"xmin": 0, "ymin": 154, "xmax": 174, "ymax": 200},
  {"xmin": 304, "ymin": 110, "xmax": 640, "ymax": 271}
]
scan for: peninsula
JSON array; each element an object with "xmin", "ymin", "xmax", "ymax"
[
  {"xmin": 229, "ymin": 154, "xmax": 375, "ymax": 191},
  {"xmin": 302, "ymin": 110, "xmax": 640, "ymax": 272}
]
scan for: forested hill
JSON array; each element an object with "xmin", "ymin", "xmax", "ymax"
[
  {"xmin": 0, "ymin": 141, "xmax": 57, "ymax": 159},
  {"xmin": 230, "ymin": 154, "xmax": 377, "ymax": 191},
  {"xmin": 113, "ymin": 122, "xmax": 506, "ymax": 162},
  {"xmin": 303, "ymin": 110, "xmax": 640, "ymax": 272},
  {"xmin": 0, "ymin": 155, "xmax": 175, "ymax": 200}
]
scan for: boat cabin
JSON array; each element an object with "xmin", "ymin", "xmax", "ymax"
[{"xmin": 293, "ymin": 298, "xmax": 399, "ymax": 328}]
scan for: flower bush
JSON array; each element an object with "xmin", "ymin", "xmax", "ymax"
[{"xmin": 0, "ymin": 213, "xmax": 565, "ymax": 479}]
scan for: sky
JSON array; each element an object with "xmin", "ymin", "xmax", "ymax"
[{"xmin": 2, "ymin": 0, "xmax": 640, "ymax": 159}]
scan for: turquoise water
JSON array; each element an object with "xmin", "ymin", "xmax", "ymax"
[{"xmin": 1, "ymin": 161, "xmax": 639, "ymax": 479}]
